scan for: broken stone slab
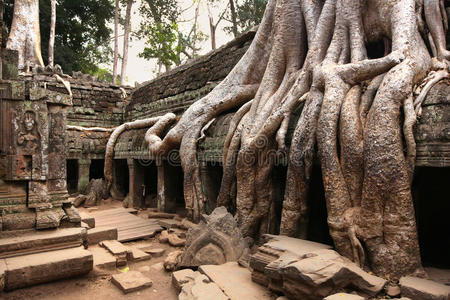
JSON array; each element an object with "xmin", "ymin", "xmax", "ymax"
[
  {"xmin": 111, "ymin": 271, "xmax": 152, "ymax": 294},
  {"xmin": 36, "ymin": 208, "xmax": 66, "ymax": 229},
  {"xmin": 172, "ymin": 268, "xmax": 197, "ymax": 292},
  {"xmin": 63, "ymin": 206, "xmax": 82, "ymax": 224},
  {"xmin": 199, "ymin": 262, "xmax": 273, "ymax": 300},
  {"xmin": 181, "ymin": 207, "xmax": 248, "ymax": 268},
  {"xmin": 79, "ymin": 211, "xmax": 95, "ymax": 228},
  {"xmin": 249, "ymin": 235, "xmax": 386, "ymax": 300},
  {"xmin": 159, "ymin": 230, "xmax": 169, "ymax": 243},
  {"xmin": 4, "ymin": 246, "xmax": 93, "ymax": 291},
  {"xmin": 279, "ymin": 249, "xmax": 387, "ymax": 299},
  {"xmin": 87, "ymin": 226, "xmax": 118, "ymax": 245},
  {"xmin": 128, "ymin": 247, "xmax": 152, "ymax": 262},
  {"xmin": 0, "ymin": 227, "xmax": 86, "ymax": 259},
  {"xmin": 190, "ymin": 274, "xmax": 229, "ymax": 300},
  {"xmin": 399, "ymin": 275, "xmax": 450, "ymax": 300},
  {"xmin": 89, "ymin": 246, "xmax": 117, "ymax": 269},
  {"xmin": 100, "ymin": 240, "xmax": 130, "ymax": 256},
  {"xmin": 324, "ymin": 293, "xmax": 365, "ymax": 300},
  {"xmin": 139, "ymin": 247, "xmax": 165, "ymax": 257}
]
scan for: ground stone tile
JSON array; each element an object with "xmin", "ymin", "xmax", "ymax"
[{"xmin": 111, "ymin": 271, "xmax": 152, "ymax": 294}]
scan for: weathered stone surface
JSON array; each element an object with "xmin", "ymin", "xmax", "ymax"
[
  {"xmin": 89, "ymin": 246, "xmax": 117, "ymax": 269},
  {"xmin": 36, "ymin": 208, "xmax": 65, "ymax": 229},
  {"xmin": 164, "ymin": 250, "xmax": 183, "ymax": 271},
  {"xmin": 111, "ymin": 271, "xmax": 152, "ymax": 294},
  {"xmin": 79, "ymin": 212, "xmax": 95, "ymax": 228},
  {"xmin": 128, "ymin": 247, "xmax": 151, "ymax": 262},
  {"xmin": 172, "ymin": 268, "xmax": 196, "ymax": 292},
  {"xmin": 87, "ymin": 226, "xmax": 118, "ymax": 245},
  {"xmin": 174, "ymin": 270, "xmax": 228, "ymax": 300},
  {"xmin": 159, "ymin": 230, "xmax": 169, "ymax": 243},
  {"xmin": 190, "ymin": 274, "xmax": 229, "ymax": 300},
  {"xmin": 100, "ymin": 240, "xmax": 130, "ymax": 256},
  {"xmin": 250, "ymin": 235, "xmax": 386, "ymax": 300},
  {"xmin": 199, "ymin": 262, "xmax": 273, "ymax": 300},
  {"xmin": 139, "ymin": 247, "xmax": 165, "ymax": 257},
  {"xmin": 0, "ymin": 259, "xmax": 7, "ymax": 291},
  {"xmin": 399, "ymin": 276, "xmax": 450, "ymax": 300},
  {"xmin": 4, "ymin": 246, "xmax": 93, "ymax": 291},
  {"xmin": 181, "ymin": 207, "xmax": 248, "ymax": 267},
  {"xmin": 0, "ymin": 227, "xmax": 86, "ymax": 258},
  {"xmin": 324, "ymin": 293, "xmax": 365, "ymax": 300},
  {"xmin": 386, "ymin": 283, "xmax": 401, "ymax": 297}
]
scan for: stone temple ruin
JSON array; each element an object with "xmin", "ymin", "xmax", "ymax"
[{"xmin": 0, "ymin": 9, "xmax": 450, "ymax": 300}]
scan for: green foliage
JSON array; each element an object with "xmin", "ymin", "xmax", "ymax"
[
  {"xmin": 136, "ymin": 0, "xmax": 206, "ymax": 69},
  {"xmin": 4, "ymin": 0, "xmax": 115, "ymax": 79},
  {"xmin": 225, "ymin": 0, "xmax": 268, "ymax": 34}
]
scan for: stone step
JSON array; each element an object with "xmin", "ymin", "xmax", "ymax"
[
  {"xmin": 111, "ymin": 271, "xmax": 152, "ymax": 294},
  {"xmin": 87, "ymin": 226, "xmax": 118, "ymax": 245},
  {"xmin": 100, "ymin": 240, "xmax": 130, "ymax": 256},
  {"xmin": 2, "ymin": 246, "xmax": 93, "ymax": 291},
  {"xmin": 0, "ymin": 227, "xmax": 86, "ymax": 259}
]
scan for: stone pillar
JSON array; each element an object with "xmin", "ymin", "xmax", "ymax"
[
  {"xmin": 127, "ymin": 159, "xmax": 144, "ymax": 208},
  {"xmin": 157, "ymin": 161, "xmax": 166, "ymax": 212},
  {"xmin": 77, "ymin": 159, "xmax": 91, "ymax": 192}
]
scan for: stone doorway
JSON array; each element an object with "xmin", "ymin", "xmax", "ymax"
[{"xmin": 66, "ymin": 159, "xmax": 78, "ymax": 194}]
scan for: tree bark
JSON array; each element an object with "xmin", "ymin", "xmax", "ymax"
[
  {"xmin": 7, "ymin": 0, "xmax": 44, "ymax": 68},
  {"xmin": 120, "ymin": 0, "xmax": 133, "ymax": 85},
  {"xmin": 229, "ymin": 0, "xmax": 238, "ymax": 37},
  {"xmin": 112, "ymin": 0, "xmax": 119, "ymax": 84},
  {"xmin": 48, "ymin": 0, "xmax": 56, "ymax": 67}
]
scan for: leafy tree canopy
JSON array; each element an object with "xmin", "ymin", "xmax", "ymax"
[
  {"xmin": 225, "ymin": 0, "xmax": 268, "ymax": 35},
  {"xmin": 4, "ymin": 0, "xmax": 114, "ymax": 76}
]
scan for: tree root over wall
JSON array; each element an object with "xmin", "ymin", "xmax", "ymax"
[{"xmin": 140, "ymin": 0, "xmax": 450, "ymax": 280}]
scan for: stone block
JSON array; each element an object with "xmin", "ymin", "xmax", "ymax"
[
  {"xmin": 400, "ymin": 276, "xmax": 450, "ymax": 300},
  {"xmin": 87, "ymin": 226, "xmax": 118, "ymax": 245},
  {"xmin": 139, "ymin": 247, "xmax": 165, "ymax": 257},
  {"xmin": 111, "ymin": 271, "xmax": 152, "ymax": 294},
  {"xmin": 89, "ymin": 246, "xmax": 117, "ymax": 269},
  {"xmin": 4, "ymin": 246, "xmax": 93, "ymax": 290},
  {"xmin": 172, "ymin": 269, "xmax": 196, "ymax": 292},
  {"xmin": 128, "ymin": 247, "xmax": 151, "ymax": 262},
  {"xmin": 100, "ymin": 240, "xmax": 130, "ymax": 256},
  {"xmin": 79, "ymin": 212, "xmax": 95, "ymax": 228}
]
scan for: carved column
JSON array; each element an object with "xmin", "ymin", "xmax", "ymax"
[
  {"xmin": 77, "ymin": 159, "xmax": 91, "ymax": 192},
  {"xmin": 127, "ymin": 158, "xmax": 145, "ymax": 208},
  {"xmin": 157, "ymin": 161, "xmax": 166, "ymax": 212}
]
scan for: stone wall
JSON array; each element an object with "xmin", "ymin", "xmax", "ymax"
[{"xmin": 124, "ymin": 29, "xmax": 256, "ymax": 123}]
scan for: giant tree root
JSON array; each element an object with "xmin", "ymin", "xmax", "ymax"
[{"xmin": 140, "ymin": 0, "xmax": 447, "ymax": 279}]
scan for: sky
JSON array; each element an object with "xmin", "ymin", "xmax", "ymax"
[{"xmin": 109, "ymin": 0, "xmax": 234, "ymax": 86}]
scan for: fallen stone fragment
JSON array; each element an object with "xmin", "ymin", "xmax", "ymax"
[
  {"xmin": 199, "ymin": 262, "xmax": 273, "ymax": 300},
  {"xmin": 79, "ymin": 212, "xmax": 95, "ymax": 228},
  {"xmin": 128, "ymin": 247, "xmax": 151, "ymax": 262},
  {"xmin": 158, "ymin": 218, "xmax": 181, "ymax": 229},
  {"xmin": 100, "ymin": 240, "xmax": 130, "ymax": 256},
  {"xmin": 159, "ymin": 230, "xmax": 169, "ymax": 243},
  {"xmin": 164, "ymin": 250, "xmax": 183, "ymax": 271},
  {"xmin": 87, "ymin": 226, "xmax": 118, "ymax": 245},
  {"xmin": 168, "ymin": 233, "xmax": 186, "ymax": 247},
  {"xmin": 172, "ymin": 268, "xmax": 196, "ymax": 292},
  {"xmin": 179, "ymin": 218, "xmax": 196, "ymax": 230},
  {"xmin": 190, "ymin": 274, "xmax": 229, "ymax": 300},
  {"xmin": 139, "ymin": 247, "xmax": 165, "ymax": 257},
  {"xmin": 324, "ymin": 293, "xmax": 365, "ymax": 300},
  {"xmin": 399, "ymin": 275, "xmax": 450, "ymax": 300},
  {"xmin": 111, "ymin": 271, "xmax": 152, "ymax": 294}
]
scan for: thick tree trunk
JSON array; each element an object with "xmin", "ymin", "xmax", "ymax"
[
  {"xmin": 141, "ymin": 0, "xmax": 449, "ymax": 279},
  {"xmin": 112, "ymin": 0, "xmax": 119, "ymax": 84},
  {"xmin": 48, "ymin": 0, "xmax": 56, "ymax": 67},
  {"xmin": 120, "ymin": 0, "xmax": 133, "ymax": 85},
  {"xmin": 7, "ymin": 0, "xmax": 44, "ymax": 68}
]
